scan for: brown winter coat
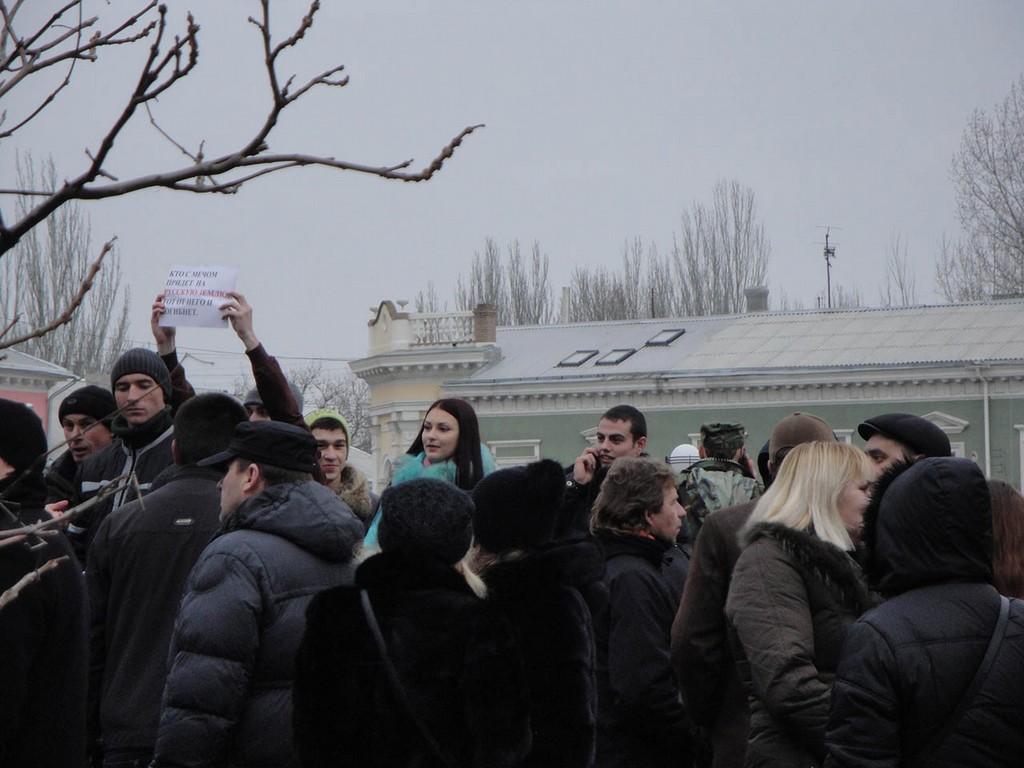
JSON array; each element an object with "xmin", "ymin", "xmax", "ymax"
[{"xmin": 724, "ymin": 523, "xmax": 873, "ymax": 768}]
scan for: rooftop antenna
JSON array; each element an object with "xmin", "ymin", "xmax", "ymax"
[{"xmin": 816, "ymin": 226, "xmax": 841, "ymax": 308}]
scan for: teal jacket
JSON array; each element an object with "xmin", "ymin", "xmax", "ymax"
[{"xmin": 363, "ymin": 448, "xmax": 496, "ymax": 548}]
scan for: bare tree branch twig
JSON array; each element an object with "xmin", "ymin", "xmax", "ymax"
[
  {"xmin": 0, "ymin": 238, "xmax": 115, "ymax": 350},
  {"xmin": 0, "ymin": 556, "xmax": 68, "ymax": 611}
]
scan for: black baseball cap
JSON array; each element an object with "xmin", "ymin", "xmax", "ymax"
[
  {"xmin": 197, "ymin": 420, "xmax": 318, "ymax": 473},
  {"xmin": 857, "ymin": 413, "xmax": 951, "ymax": 459}
]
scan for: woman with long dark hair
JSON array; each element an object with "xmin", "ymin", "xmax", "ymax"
[
  {"xmin": 363, "ymin": 398, "xmax": 495, "ymax": 548},
  {"xmin": 989, "ymin": 479, "xmax": 1024, "ymax": 598}
]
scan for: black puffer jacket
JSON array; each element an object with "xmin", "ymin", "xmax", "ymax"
[
  {"xmin": 293, "ymin": 551, "xmax": 532, "ymax": 768},
  {"xmin": 483, "ymin": 539, "xmax": 605, "ymax": 768},
  {"xmin": 725, "ymin": 522, "xmax": 873, "ymax": 768},
  {"xmin": 825, "ymin": 458, "xmax": 1024, "ymax": 767},
  {"xmin": 593, "ymin": 530, "xmax": 694, "ymax": 768},
  {"xmin": 152, "ymin": 481, "xmax": 362, "ymax": 768}
]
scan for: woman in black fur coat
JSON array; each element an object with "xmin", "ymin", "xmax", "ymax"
[
  {"xmin": 471, "ymin": 459, "xmax": 605, "ymax": 768},
  {"xmin": 293, "ymin": 477, "xmax": 531, "ymax": 768},
  {"xmin": 724, "ymin": 442, "xmax": 876, "ymax": 768}
]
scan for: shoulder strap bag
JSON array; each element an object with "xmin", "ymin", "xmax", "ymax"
[
  {"xmin": 908, "ymin": 594, "xmax": 1011, "ymax": 768},
  {"xmin": 360, "ymin": 589, "xmax": 456, "ymax": 768}
]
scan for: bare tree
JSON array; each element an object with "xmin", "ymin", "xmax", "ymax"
[
  {"xmin": 414, "ymin": 282, "xmax": 444, "ymax": 313},
  {"xmin": 287, "ymin": 361, "xmax": 371, "ymax": 452},
  {"xmin": 830, "ymin": 283, "xmax": 863, "ymax": 309},
  {"xmin": 0, "ymin": 1, "xmax": 481, "ymax": 342},
  {"xmin": 941, "ymin": 74, "xmax": 1024, "ymax": 299},
  {"xmin": 567, "ymin": 180, "xmax": 770, "ymax": 321},
  {"xmin": 935, "ymin": 232, "xmax": 994, "ymax": 301},
  {"xmin": 670, "ymin": 179, "xmax": 770, "ymax": 316},
  {"xmin": 879, "ymin": 232, "xmax": 918, "ymax": 307},
  {"xmin": 455, "ymin": 237, "xmax": 554, "ymax": 324},
  {"xmin": 0, "ymin": 155, "xmax": 130, "ymax": 372}
]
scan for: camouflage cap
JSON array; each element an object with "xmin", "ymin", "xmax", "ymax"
[{"xmin": 700, "ymin": 422, "xmax": 746, "ymax": 455}]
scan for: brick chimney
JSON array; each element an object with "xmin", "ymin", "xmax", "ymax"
[{"xmin": 473, "ymin": 304, "xmax": 497, "ymax": 342}]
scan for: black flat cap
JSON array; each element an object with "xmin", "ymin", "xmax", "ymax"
[
  {"xmin": 857, "ymin": 413, "xmax": 951, "ymax": 459},
  {"xmin": 198, "ymin": 420, "xmax": 318, "ymax": 473}
]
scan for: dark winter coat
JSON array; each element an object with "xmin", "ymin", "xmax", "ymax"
[
  {"xmin": 671, "ymin": 499, "xmax": 757, "ymax": 768},
  {"xmin": 68, "ymin": 416, "xmax": 174, "ymax": 566},
  {"xmin": 0, "ymin": 473, "xmax": 89, "ymax": 768},
  {"xmin": 87, "ymin": 465, "xmax": 225, "ymax": 760},
  {"xmin": 151, "ymin": 481, "xmax": 363, "ymax": 768},
  {"xmin": 593, "ymin": 529, "xmax": 694, "ymax": 768},
  {"xmin": 44, "ymin": 449, "xmax": 78, "ymax": 505},
  {"xmin": 482, "ymin": 539, "xmax": 605, "ymax": 768},
  {"xmin": 825, "ymin": 458, "xmax": 1024, "ymax": 768},
  {"xmin": 293, "ymin": 551, "xmax": 533, "ymax": 768},
  {"xmin": 725, "ymin": 522, "xmax": 873, "ymax": 768},
  {"xmin": 555, "ymin": 465, "xmax": 609, "ymax": 540}
]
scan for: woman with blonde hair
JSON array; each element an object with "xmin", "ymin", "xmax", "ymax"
[{"xmin": 724, "ymin": 441, "xmax": 875, "ymax": 768}]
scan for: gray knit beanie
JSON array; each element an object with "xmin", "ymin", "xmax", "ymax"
[
  {"xmin": 378, "ymin": 478, "xmax": 474, "ymax": 564},
  {"xmin": 243, "ymin": 381, "xmax": 304, "ymax": 413},
  {"xmin": 110, "ymin": 348, "xmax": 172, "ymax": 401}
]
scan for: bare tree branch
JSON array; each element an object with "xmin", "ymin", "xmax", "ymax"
[
  {"xmin": 0, "ymin": 0, "xmax": 482, "ymax": 260},
  {"xmin": 0, "ymin": 237, "xmax": 115, "ymax": 350},
  {"xmin": 0, "ymin": 556, "xmax": 68, "ymax": 611}
]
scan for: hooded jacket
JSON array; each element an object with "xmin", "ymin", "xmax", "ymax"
[
  {"xmin": 483, "ymin": 539, "xmax": 606, "ymax": 768},
  {"xmin": 725, "ymin": 522, "xmax": 873, "ymax": 768},
  {"xmin": 825, "ymin": 458, "xmax": 1024, "ymax": 768},
  {"xmin": 152, "ymin": 481, "xmax": 363, "ymax": 768}
]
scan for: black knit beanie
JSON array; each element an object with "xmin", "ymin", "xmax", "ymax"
[
  {"xmin": 59, "ymin": 385, "xmax": 117, "ymax": 424},
  {"xmin": 378, "ymin": 478, "xmax": 474, "ymax": 564},
  {"xmin": 0, "ymin": 397, "xmax": 48, "ymax": 473},
  {"xmin": 110, "ymin": 348, "xmax": 172, "ymax": 401},
  {"xmin": 471, "ymin": 458, "xmax": 566, "ymax": 553}
]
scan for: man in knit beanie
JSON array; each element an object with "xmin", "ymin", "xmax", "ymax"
[
  {"xmin": 45, "ymin": 385, "xmax": 117, "ymax": 504},
  {"xmin": 66, "ymin": 348, "xmax": 177, "ymax": 566}
]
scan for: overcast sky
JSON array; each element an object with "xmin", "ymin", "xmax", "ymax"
[{"xmin": 5, "ymin": 1, "xmax": 1023, "ymax": 391}]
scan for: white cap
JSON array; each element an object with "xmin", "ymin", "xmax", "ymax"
[{"xmin": 667, "ymin": 443, "xmax": 700, "ymax": 470}]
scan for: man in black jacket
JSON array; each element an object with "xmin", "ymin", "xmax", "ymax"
[
  {"xmin": 45, "ymin": 385, "xmax": 117, "ymax": 505},
  {"xmin": 0, "ymin": 399, "xmax": 88, "ymax": 768},
  {"xmin": 87, "ymin": 393, "xmax": 248, "ymax": 768},
  {"xmin": 68, "ymin": 348, "xmax": 178, "ymax": 566},
  {"xmin": 152, "ymin": 420, "xmax": 364, "ymax": 768}
]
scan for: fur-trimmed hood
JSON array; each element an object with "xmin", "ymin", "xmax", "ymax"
[
  {"xmin": 742, "ymin": 521, "xmax": 874, "ymax": 615},
  {"xmin": 334, "ymin": 464, "xmax": 374, "ymax": 523}
]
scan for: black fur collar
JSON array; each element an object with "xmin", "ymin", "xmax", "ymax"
[
  {"xmin": 483, "ymin": 539, "xmax": 604, "ymax": 599},
  {"xmin": 744, "ymin": 521, "xmax": 874, "ymax": 614}
]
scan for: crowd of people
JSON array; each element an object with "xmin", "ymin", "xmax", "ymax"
[{"xmin": 2, "ymin": 294, "xmax": 1024, "ymax": 768}]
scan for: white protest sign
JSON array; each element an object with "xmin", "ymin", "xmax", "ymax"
[{"xmin": 159, "ymin": 265, "xmax": 239, "ymax": 328}]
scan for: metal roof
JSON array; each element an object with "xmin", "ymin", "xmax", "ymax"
[
  {"xmin": 0, "ymin": 348, "xmax": 77, "ymax": 379},
  {"xmin": 469, "ymin": 300, "xmax": 1024, "ymax": 382}
]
